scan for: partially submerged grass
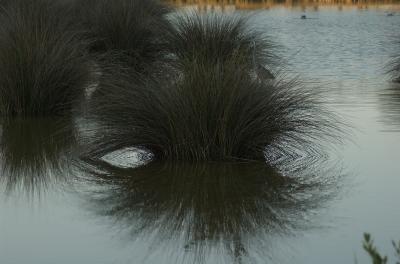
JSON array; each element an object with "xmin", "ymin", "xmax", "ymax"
[
  {"xmin": 72, "ymin": 0, "xmax": 172, "ymax": 72},
  {"xmin": 82, "ymin": 12, "xmax": 342, "ymax": 162},
  {"xmin": 85, "ymin": 57, "xmax": 340, "ymax": 162},
  {"xmin": 0, "ymin": 0, "xmax": 91, "ymax": 118}
]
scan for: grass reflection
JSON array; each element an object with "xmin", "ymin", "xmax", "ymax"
[
  {"xmin": 0, "ymin": 118, "xmax": 76, "ymax": 196},
  {"xmin": 379, "ymin": 83, "xmax": 400, "ymax": 131},
  {"xmin": 78, "ymin": 158, "xmax": 341, "ymax": 262}
]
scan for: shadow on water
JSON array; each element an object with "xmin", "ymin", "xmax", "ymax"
[
  {"xmin": 0, "ymin": 118, "xmax": 77, "ymax": 196},
  {"xmin": 77, "ymin": 155, "xmax": 343, "ymax": 263}
]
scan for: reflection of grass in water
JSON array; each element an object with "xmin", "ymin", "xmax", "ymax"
[
  {"xmin": 0, "ymin": 118, "xmax": 76, "ymax": 196},
  {"xmin": 0, "ymin": 0, "xmax": 91, "ymax": 118},
  {"xmin": 379, "ymin": 83, "xmax": 400, "ymax": 130},
  {"xmin": 78, "ymin": 158, "xmax": 340, "ymax": 262},
  {"xmin": 388, "ymin": 49, "xmax": 400, "ymax": 83},
  {"xmin": 72, "ymin": 0, "xmax": 172, "ymax": 72}
]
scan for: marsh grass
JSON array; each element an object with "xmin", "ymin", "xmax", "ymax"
[
  {"xmin": 73, "ymin": 0, "xmax": 172, "ymax": 72},
  {"xmin": 82, "ymin": 11, "xmax": 342, "ymax": 162},
  {"xmin": 0, "ymin": 0, "xmax": 91, "ymax": 118},
  {"xmin": 166, "ymin": 12, "xmax": 278, "ymax": 78},
  {"xmin": 362, "ymin": 233, "xmax": 400, "ymax": 264},
  {"xmin": 85, "ymin": 58, "xmax": 340, "ymax": 162}
]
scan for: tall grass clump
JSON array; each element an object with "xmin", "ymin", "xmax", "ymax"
[
  {"xmin": 73, "ymin": 0, "xmax": 172, "ymax": 72},
  {"xmin": 84, "ymin": 12, "xmax": 340, "ymax": 162},
  {"xmin": 86, "ymin": 61, "xmax": 338, "ymax": 162},
  {"xmin": 166, "ymin": 13, "xmax": 278, "ymax": 79},
  {"xmin": 0, "ymin": 0, "xmax": 91, "ymax": 118}
]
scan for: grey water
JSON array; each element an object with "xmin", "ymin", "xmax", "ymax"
[{"xmin": 1, "ymin": 6, "xmax": 400, "ymax": 264}]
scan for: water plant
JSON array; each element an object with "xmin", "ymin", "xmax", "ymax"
[
  {"xmin": 362, "ymin": 233, "xmax": 400, "ymax": 264},
  {"xmin": 165, "ymin": 13, "xmax": 277, "ymax": 79},
  {"xmin": 85, "ymin": 58, "xmax": 339, "ymax": 162},
  {"xmin": 0, "ymin": 0, "xmax": 91, "ymax": 118},
  {"xmin": 72, "ymin": 0, "xmax": 172, "ymax": 72}
]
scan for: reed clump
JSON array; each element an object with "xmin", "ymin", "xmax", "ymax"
[
  {"xmin": 73, "ymin": 0, "xmax": 172, "ymax": 72},
  {"xmin": 75, "ymin": 12, "xmax": 340, "ymax": 162},
  {"xmin": 0, "ymin": 0, "xmax": 91, "ymax": 118},
  {"xmin": 86, "ymin": 61, "xmax": 338, "ymax": 162},
  {"xmin": 165, "ymin": 13, "xmax": 277, "ymax": 79}
]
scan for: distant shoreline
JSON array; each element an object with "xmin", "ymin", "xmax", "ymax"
[{"xmin": 164, "ymin": 0, "xmax": 400, "ymax": 11}]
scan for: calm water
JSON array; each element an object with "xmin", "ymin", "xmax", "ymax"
[{"xmin": 1, "ymin": 6, "xmax": 400, "ymax": 264}]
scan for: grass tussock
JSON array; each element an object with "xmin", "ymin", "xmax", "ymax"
[
  {"xmin": 166, "ymin": 12, "xmax": 277, "ymax": 78},
  {"xmin": 73, "ymin": 0, "xmax": 172, "ymax": 72},
  {"xmin": 0, "ymin": 0, "xmax": 91, "ymax": 118},
  {"xmin": 86, "ymin": 58, "xmax": 339, "ymax": 162},
  {"xmin": 83, "ymin": 12, "xmax": 342, "ymax": 162}
]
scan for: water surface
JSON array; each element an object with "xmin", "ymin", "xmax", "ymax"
[{"xmin": 1, "ymin": 4, "xmax": 400, "ymax": 264}]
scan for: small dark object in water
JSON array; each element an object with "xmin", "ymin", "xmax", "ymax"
[
  {"xmin": 301, "ymin": 15, "xmax": 307, "ymax": 19},
  {"xmin": 387, "ymin": 12, "xmax": 394, "ymax": 17}
]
